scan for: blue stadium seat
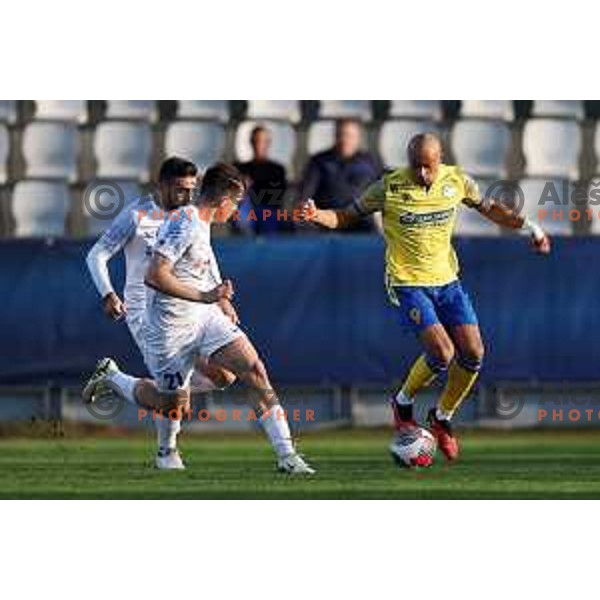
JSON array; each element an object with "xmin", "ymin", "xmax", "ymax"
[
  {"xmin": 460, "ymin": 101, "xmax": 513, "ymax": 121},
  {"xmin": 532, "ymin": 101, "xmax": 584, "ymax": 119},
  {"xmin": 0, "ymin": 101, "xmax": 17, "ymax": 124},
  {"xmin": 235, "ymin": 120, "xmax": 297, "ymax": 171},
  {"xmin": 523, "ymin": 119, "xmax": 581, "ymax": 179},
  {"xmin": 319, "ymin": 101, "xmax": 371, "ymax": 120},
  {"xmin": 451, "ymin": 120, "xmax": 511, "ymax": 178},
  {"xmin": 378, "ymin": 120, "xmax": 439, "ymax": 167},
  {"xmin": 105, "ymin": 101, "xmax": 158, "ymax": 122},
  {"xmin": 23, "ymin": 122, "xmax": 78, "ymax": 181},
  {"xmin": 12, "ymin": 180, "xmax": 71, "ymax": 237},
  {"xmin": 94, "ymin": 122, "xmax": 152, "ymax": 181},
  {"xmin": 389, "ymin": 101, "xmax": 442, "ymax": 120},
  {"xmin": 176, "ymin": 101, "xmax": 229, "ymax": 122},
  {"xmin": 34, "ymin": 101, "xmax": 88, "ymax": 123},
  {"xmin": 246, "ymin": 101, "xmax": 301, "ymax": 123},
  {"xmin": 164, "ymin": 121, "xmax": 226, "ymax": 172}
]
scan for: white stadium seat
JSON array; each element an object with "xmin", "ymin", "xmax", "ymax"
[
  {"xmin": 12, "ymin": 180, "xmax": 71, "ymax": 237},
  {"xmin": 389, "ymin": 101, "xmax": 442, "ymax": 120},
  {"xmin": 519, "ymin": 178, "xmax": 576, "ymax": 236},
  {"xmin": 593, "ymin": 123, "xmax": 600, "ymax": 168},
  {"xmin": 319, "ymin": 101, "xmax": 372, "ymax": 120},
  {"xmin": 34, "ymin": 101, "xmax": 88, "ymax": 123},
  {"xmin": 532, "ymin": 101, "xmax": 584, "ymax": 119},
  {"xmin": 94, "ymin": 122, "xmax": 152, "ymax": 181},
  {"xmin": 454, "ymin": 179, "xmax": 502, "ymax": 236},
  {"xmin": 523, "ymin": 119, "xmax": 581, "ymax": 179},
  {"xmin": 246, "ymin": 100, "xmax": 301, "ymax": 123},
  {"xmin": 0, "ymin": 101, "xmax": 17, "ymax": 123},
  {"xmin": 378, "ymin": 120, "xmax": 439, "ymax": 167},
  {"xmin": 588, "ymin": 179, "xmax": 600, "ymax": 235},
  {"xmin": 176, "ymin": 101, "xmax": 229, "ymax": 122},
  {"xmin": 451, "ymin": 120, "xmax": 511, "ymax": 178},
  {"xmin": 164, "ymin": 121, "xmax": 226, "ymax": 171},
  {"xmin": 105, "ymin": 100, "xmax": 158, "ymax": 122},
  {"xmin": 23, "ymin": 122, "xmax": 78, "ymax": 181},
  {"xmin": 235, "ymin": 120, "xmax": 297, "ymax": 171},
  {"xmin": 83, "ymin": 180, "xmax": 143, "ymax": 236},
  {"xmin": 0, "ymin": 124, "xmax": 9, "ymax": 184},
  {"xmin": 460, "ymin": 100, "xmax": 513, "ymax": 121}
]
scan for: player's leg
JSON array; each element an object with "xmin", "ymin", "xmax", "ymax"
[
  {"xmin": 190, "ymin": 355, "xmax": 236, "ymax": 393},
  {"xmin": 427, "ymin": 281, "xmax": 483, "ymax": 460},
  {"xmin": 206, "ymin": 327, "xmax": 314, "ymax": 474},
  {"xmin": 390, "ymin": 287, "xmax": 452, "ymax": 428}
]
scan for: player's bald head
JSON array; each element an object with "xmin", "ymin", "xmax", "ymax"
[{"xmin": 407, "ymin": 133, "xmax": 442, "ymax": 187}]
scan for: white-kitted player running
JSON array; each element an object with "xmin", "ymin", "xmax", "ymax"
[
  {"xmin": 84, "ymin": 162, "xmax": 314, "ymax": 474},
  {"xmin": 84, "ymin": 157, "xmax": 237, "ymax": 469}
]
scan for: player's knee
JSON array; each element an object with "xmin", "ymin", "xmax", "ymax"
[
  {"xmin": 244, "ymin": 357, "xmax": 269, "ymax": 386},
  {"xmin": 458, "ymin": 340, "xmax": 485, "ymax": 371},
  {"xmin": 159, "ymin": 390, "xmax": 189, "ymax": 414},
  {"xmin": 212, "ymin": 369, "xmax": 237, "ymax": 390},
  {"xmin": 430, "ymin": 343, "xmax": 455, "ymax": 369}
]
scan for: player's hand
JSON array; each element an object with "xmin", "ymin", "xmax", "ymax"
[
  {"xmin": 218, "ymin": 298, "xmax": 240, "ymax": 325},
  {"xmin": 103, "ymin": 292, "xmax": 127, "ymax": 320},
  {"xmin": 204, "ymin": 280, "xmax": 234, "ymax": 303},
  {"xmin": 297, "ymin": 199, "xmax": 318, "ymax": 223},
  {"xmin": 531, "ymin": 231, "xmax": 551, "ymax": 255}
]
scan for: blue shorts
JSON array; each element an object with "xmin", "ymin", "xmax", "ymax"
[{"xmin": 391, "ymin": 280, "xmax": 478, "ymax": 334}]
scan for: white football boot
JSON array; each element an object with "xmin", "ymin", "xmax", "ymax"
[
  {"xmin": 277, "ymin": 453, "xmax": 316, "ymax": 475},
  {"xmin": 155, "ymin": 449, "xmax": 186, "ymax": 470},
  {"xmin": 82, "ymin": 357, "xmax": 119, "ymax": 404}
]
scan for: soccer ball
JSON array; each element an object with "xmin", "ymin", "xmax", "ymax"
[{"xmin": 390, "ymin": 426, "xmax": 437, "ymax": 468}]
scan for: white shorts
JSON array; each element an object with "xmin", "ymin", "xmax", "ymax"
[
  {"xmin": 126, "ymin": 313, "xmax": 146, "ymax": 353},
  {"xmin": 144, "ymin": 306, "xmax": 245, "ymax": 392}
]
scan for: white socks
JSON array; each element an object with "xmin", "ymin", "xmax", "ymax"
[
  {"xmin": 107, "ymin": 370, "xmax": 139, "ymax": 405},
  {"xmin": 394, "ymin": 389, "xmax": 413, "ymax": 406},
  {"xmin": 260, "ymin": 405, "xmax": 294, "ymax": 458},
  {"xmin": 157, "ymin": 417, "xmax": 181, "ymax": 452},
  {"xmin": 436, "ymin": 406, "xmax": 453, "ymax": 422}
]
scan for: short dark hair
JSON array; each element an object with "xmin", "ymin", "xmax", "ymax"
[
  {"xmin": 250, "ymin": 125, "xmax": 268, "ymax": 143},
  {"xmin": 158, "ymin": 156, "xmax": 198, "ymax": 182},
  {"xmin": 199, "ymin": 162, "xmax": 246, "ymax": 203}
]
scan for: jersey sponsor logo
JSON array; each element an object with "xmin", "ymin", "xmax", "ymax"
[
  {"xmin": 442, "ymin": 184, "xmax": 457, "ymax": 198},
  {"xmin": 389, "ymin": 183, "xmax": 416, "ymax": 194},
  {"xmin": 398, "ymin": 208, "xmax": 454, "ymax": 226}
]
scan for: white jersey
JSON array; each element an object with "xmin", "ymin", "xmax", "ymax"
[
  {"xmin": 145, "ymin": 205, "xmax": 222, "ymax": 338},
  {"xmin": 89, "ymin": 195, "xmax": 162, "ymax": 322}
]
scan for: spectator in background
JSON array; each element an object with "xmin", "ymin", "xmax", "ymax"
[
  {"xmin": 235, "ymin": 125, "xmax": 289, "ymax": 235},
  {"xmin": 300, "ymin": 118, "xmax": 382, "ymax": 233}
]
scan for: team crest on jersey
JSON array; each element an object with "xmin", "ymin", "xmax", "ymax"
[{"xmin": 442, "ymin": 184, "xmax": 457, "ymax": 198}]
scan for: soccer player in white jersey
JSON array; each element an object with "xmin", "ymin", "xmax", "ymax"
[
  {"xmin": 85, "ymin": 157, "xmax": 237, "ymax": 467},
  {"xmin": 85, "ymin": 162, "xmax": 314, "ymax": 474}
]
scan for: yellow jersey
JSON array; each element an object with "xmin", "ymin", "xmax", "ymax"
[{"xmin": 354, "ymin": 164, "xmax": 482, "ymax": 292}]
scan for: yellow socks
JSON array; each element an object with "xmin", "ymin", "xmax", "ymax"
[
  {"xmin": 437, "ymin": 357, "xmax": 481, "ymax": 420},
  {"xmin": 400, "ymin": 354, "xmax": 444, "ymax": 399}
]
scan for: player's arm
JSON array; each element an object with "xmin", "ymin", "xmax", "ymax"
[
  {"xmin": 145, "ymin": 254, "xmax": 233, "ymax": 303},
  {"xmin": 298, "ymin": 179, "xmax": 385, "ymax": 229},
  {"xmin": 461, "ymin": 174, "xmax": 551, "ymax": 254},
  {"xmin": 85, "ymin": 210, "xmax": 136, "ymax": 320}
]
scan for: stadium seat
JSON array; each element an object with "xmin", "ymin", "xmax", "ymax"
[
  {"xmin": 105, "ymin": 100, "xmax": 158, "ymax": 122},
  {"xmin": 0, "ymin": 124, "xmax": 9, "ymax": 184},
  {"xmin": 451, "ymin": 120, "xmax": 511, "ymax": 178},
  {"xmin": 454, "ymin": 179, "xmax": 502, "ymax": 236},
  {"xmin": 176, "ymin": 101, "xmax": 229, "ymax": 122},
  {"xmin": 0, "ymin": 101, "xmax": 17, "ymax": 123},
  {"xmin": 518, "ymin": 178, "xmax": 576, "ymax": 235},
  {"xmin": 12, "ymin": 180, "xmax": 71, "ymax": 237},
  {"xmin": 388, "ymin": 101, "xmax": 442, "ymax": 120},
  {"xmin": 378, "ymin": 120, "xmax": 439, "ymax": 167},
  {"xmin": 34, "ymin": 101, "xmax": 88, "ymax": 123},
  {"xmin": 460, "ymin": 100, "xmax": 514, "ymax": 121},
  {"xmin": 83, "ymin": 180, "xmax": 142, "ymax": 236},
  {"xmin": 246, "ymin": 101, "xmax": 301, "ymax": 123},
  {"xmin": 164, "ymin": 121, "xmax": 226, "ymax": 171},
  {"xmin": 94, "ymin": 122, "xmax": 152, "ymax": 181},
  {"xmin": 593, "ymin": 123, "xmax": 600, "ymax": 170},
  {"xmin": 235, "ymin": 120, "xmax": 296, "ymax": 171},
  {"xmin": 22, "ymin": 122, "xmax": 78, "ymax": 181},
  {"xmin": 522, "ymin": 119, "xmax": 581, "ymax": 179},
  {"xmin": 532, "ymin": 101, "xmax": 584, "ymax": 119},
  {"xmin": 319, "ymin": 101, "xmax": 372, "ymax": 120}
]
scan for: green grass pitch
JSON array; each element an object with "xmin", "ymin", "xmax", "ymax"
[{"xmin": 1, "ymin": 428, "xmax": 600, "ymax": 499}]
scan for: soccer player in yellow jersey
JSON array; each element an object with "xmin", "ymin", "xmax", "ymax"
[{"xmin": 300, "ymin": 133, "xmax": 551, "ymax": 461}]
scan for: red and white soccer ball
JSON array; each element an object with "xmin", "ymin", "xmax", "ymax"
[{"xmin": 390, "ymin": 426, "xmax": 437, "ymax": 468}]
